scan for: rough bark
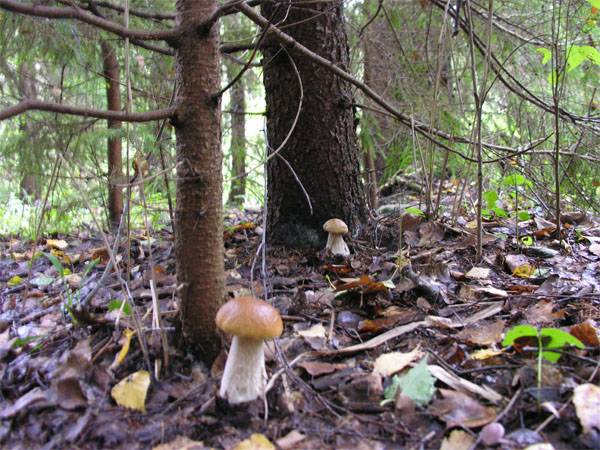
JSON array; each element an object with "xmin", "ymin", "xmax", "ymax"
[
  {"xmin": 226, "ymin": 64, "xmax": 246, "ymax": 207},
  {"xmin": 100, "ymin": 41, "xmax": 123, "ymax": 228},
  {"xmin": 262, "ymin": 0, "xmax": 367, "ymax": 248},
  {"xmin": 174, "ymin": 0, "xmax": 223, "ymax": 364}
]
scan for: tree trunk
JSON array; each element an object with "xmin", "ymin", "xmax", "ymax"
[
  {"xmin": 226, "ymin": 64, "xmax": 246, "ymax": 207},
  {"xmin": 100, "ymin": 41, "xmax": 123, "ymax": 229},
  {"xmin": 174, "ymin": 0, "xmax": 223, "ymax": 364},
  {"xmin": 262, "ymin": 0, "xmax": 367, "ymax": 248}
]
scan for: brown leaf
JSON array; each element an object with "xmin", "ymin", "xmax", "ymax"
[
  {"xmin": 457, "ymin": 320, "xmax": 505, "ymax": 346},
  {"xmin": 429, "ymin": 389, "xmax": 497, "ymax": 428},
  {"xmin": 570, "ymin": 321, "xmax": 600, "ymax": 347},
  {"xmin": 573, "ymin": 384, "xmax": 600, "ymax": 433},
  {"xmin": 525, "ymin": 300, "xmax": 562, "ymax": 325},
  {"xmin": 298, "ymin": 361, "xmax": 348, "ymax": 377}
]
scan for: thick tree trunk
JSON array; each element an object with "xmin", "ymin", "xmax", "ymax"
[
  {"xmin": 174, "ymin": 0, "xmax": 223, "ymax": 364},
  {"xmin": 262, "ymin": 0, "xmax": 367, "ymax": 248},
  {"xmin": 226, "ymin": 65, "xmax": 246, "ymax": 207},
  {"xmin": 100, "ymin": 41, "xmax": 123, "ymax": 228}
]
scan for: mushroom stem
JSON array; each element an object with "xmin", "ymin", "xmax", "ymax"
[
  {"xmin": 219, "ymin": 336, "xmax": 266, "ymax": 404},
  {"xmin": 326, "ymin": 234, "xmax": 350, "ymax": 256}
]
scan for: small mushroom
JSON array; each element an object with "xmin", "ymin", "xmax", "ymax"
[
  {"xmin": 215, "ymin": 296, "xmax": 283, "ymax": 404},
  {"xmin": 323, "ymin": 218, "xmax": 350, "ymax": 256}
]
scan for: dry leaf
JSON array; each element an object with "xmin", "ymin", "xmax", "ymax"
[
  {"xmin": 573, "ymin": 383, "xmax": 600, "ymax": 433},
  {"xmin": 513, "ymin": 264, "xmax": 536, "ymax": 278},
  {"xmin": 430, "ymin": 389, "xmax": 497, "ymax": 428},
  {"xmin": 152, "ymin": 436, "xmax": 208, "ymax": 450},
  {"xmin": 276, "ymin": 430, "xmax": 306, "ymax": 450},
  {"xmin": 589, "ymin": 243, "xmax": 600, "ymax": 256},
  {"xmin": 298, "ymin": 361, "xmax": 348, "ymax": 377},
  {"xmin": 232, "ymin": 433, "xmax": 276, "ymax": 450},
  {"xmin": 110, "ymin": 329, "xmax": 136, "ymax": 370},
  {"xmin": 457, "ymin": 320, "xmax": 505, "ymax": 346},
  {"xmin": 440, "ymin": 429, "xmax": 474, "ymax": 450},
  {"xmin": 525, "ymin": 300, "xmax": 560, "ymax": 325},
  {"xmin": 111, "ymin": 370, "xmax": 150, "ymax": 412},
  {"xmin": 465, "ymin": 267, "xmax": 490, "ymax": 280},
  {"xmin": 570, "ymin": 321, "xmax": 599, "ymax": 347},
  {"xmin": 46, "ymin": 239, "xmax": 68, "ymax": 250},
  {"xmin": 297, "ymin": 323, "xmax": 326, "ymax": 338},
  {"xmin": 372, "ymin": 347, "xmax": 422, "ymax": 377},
  {"xmin": 470, "ymin": 348, "xmax": 504, "ymax": 360}
]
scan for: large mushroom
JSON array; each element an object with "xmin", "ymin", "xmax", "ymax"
[
  {"xmin": 215, "ymin": 296, "xmax": 283, "ymax": 404},
  {"xmin": 323, "ymin": 218, "xmax": 350, "ymax": 256}
]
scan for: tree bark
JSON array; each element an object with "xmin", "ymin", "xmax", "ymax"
[
  {"xmin": 174, "ymin": 0, "xmax": 223, "ymax": 364},
  {"xmin": 262, "ymin": 0, "xmax": 367, "ymax": 248},
  {"xmin": 100, "ymin": 41, "xmax": 123, "ymax": 228},
  {"xmin": 226, "ymin": 64, "xmax": 246, "ymax": 207}
]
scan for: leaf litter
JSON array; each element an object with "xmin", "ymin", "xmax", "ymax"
[{"xmin": 0, "ymin": 196, "xmax": 599, "ymax": 449}]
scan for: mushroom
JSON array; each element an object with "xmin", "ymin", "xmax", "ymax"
[
  {"xmin": 323, "ymin": 218, "xmax": 350, "ymax": 256},
  {"xmin": 215, "ymin": 296, "xmax": 283, "ymax": 404}
]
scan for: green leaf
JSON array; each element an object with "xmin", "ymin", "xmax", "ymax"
[
  {"xmin": 44, "ymin": 252, "xmax": 64, "ymax": 277},
  {"xmin": 536, "ymin": 47, "xmax": 552, "ymax": 65},
  {"xmin": 502, "ymin": 324, "xmax": 538, "ymax": 347},
  {"xmin": 502, "ymin": 173, "xmax": 528, "ymax": 187},
  {"xmin": 588, "ymin": 0, "xmax": 600, "ymax": 8},
  {"xmin": 405, "ymin": 206, "xmax": 425, "ymax": 217},
  {"xmin": 108, "ymin": 299, "xmax": 132, "ymax": 316},
  {"xmin": 517, "ymin": 211, "xmax": 531, "ymax": 221},
  {"xmin": 492, "ymin": 206, "xmax": 508, "ymax": 218},
  {"xmin": 521, "ymin": 236, "xmax": 534, "ymax": 246},
  {"xmin": 7, "ymin": 275, "xmax": 23, "ymax": 287},
  {"xmin": 539, "ymin": 328, "xmax": 585, "ymax": 362},
  {"xmin": 30, "ymin": 274, "xmax": 55, "ymax": 287},
  {"xmin": 483, "ymin": 190, "xmax": 498, "ymax": 209},
  {"xmin": 383, "ymin": 358, "xmax": 435, "ymax": 406},
  {"xmin": 12, "ymin": 335, "xmax": 41, "ymax": 348}
]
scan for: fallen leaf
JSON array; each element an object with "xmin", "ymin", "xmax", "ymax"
[
  {"xmin": 232, "ymin": 433, "xmax": 276, "ymax": 450},
  {"xmin": 7, "ymin": 275, "xmax": 23, "ymax": 287},
  {"xmin": 570, "ymin": 321, "xmax": 599, "ymax": 347},
  {"xmin": 457, "ymin": 320, "xmax": 505, "ymax": 346},
  {"xmin": 470, "ymin": 348, "xmax": 505, "ymax": 360},
  {"xmin": 430, "ymin": 389, "xmax": 497, "ymax": 428},
  {"xmin": 46, "ymin": 239, "xmax": 68, "ymax": 250},
  {"xmin": 152, "ymin": 436, "xmax": 208, "ymax": 450},
  {"xmin": 276, "ymin": 430, "xmax": 305, "ymax": 450},
  {"xmin": 372, "ymin": 347, "xmax": 422, "ymax": 377},
  {"xmin": 525, "ymin": 300, "xmax": 561, "ymax": 325},
  {"xmin": 111, "ymin": 370, "xmax": 150, "ymax": 412},
  {"xmin": 465, "ymin": 267, "xmax": 490, "ymax": 280},
  {"xmin": 513, "ymin": 264, "xmax": 536, "ymax": 278},
  {"xmin": 383, "ymin": 358, "xmax": 435, "ymax": 406},
  {"xmin": 504, "ymin": 254, "xmax": 530, "ymax": 273},
  {"xmin": 0, "ymin": 387, "xmax": 53, "ymax": 419},
  {"xmin": 573, "ymin": 383, "xmax": 600, "ymax": 433},
  {"xmin": 110, "ymin": 329, "xmax": 136, "ymax": 370},
  {"xmin": 298, "ymin": 361, "xmax": 348, "ymax": 377},
  {"xmin": 589, "ymin": 243, "xmax": 600, "ymax": 256},
  {"xmin": 296, "ymin": 323, "xmax": 326, "ymax": 338},
  {"xmin": 440, "ymin": 429, "xmax": 474, "ymax": 450}
]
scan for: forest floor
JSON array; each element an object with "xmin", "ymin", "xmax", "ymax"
[{"xmin": 1, "ymin": 180, "xmax": 600, "ymax": 450}]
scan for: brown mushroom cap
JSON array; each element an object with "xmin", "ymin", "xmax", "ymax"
[
  {"xmin": 216, "ymin": 296, "xmax": 283, "ymax": 340},
  {"xmin": 323, "ymin": 218, "xmax": 348, "ymax": 235}
]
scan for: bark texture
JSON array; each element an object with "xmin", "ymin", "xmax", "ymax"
[
  {"xmin": 174, "ymin": 0, "xmax": 223, "ymax": 364},
  {"xmin": 226, "ymin": 65, "xmax": 246, "ymax": 207},
  {"xmin": 262, "ymin": 0, "xmax": 367, "ymax": 248},
  {"xmin": 101, "ymin": 41, "xmax": 123, "ymax": 228}
]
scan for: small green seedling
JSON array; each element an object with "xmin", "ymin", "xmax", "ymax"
[{"xmin": 503, "ymin": 325, "xmax": 584, "ymax": 395}]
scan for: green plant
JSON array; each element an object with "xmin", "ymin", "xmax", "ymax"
[{"xmin": 503, "ymin": 324, "xmax": 584, "ymax": 396}]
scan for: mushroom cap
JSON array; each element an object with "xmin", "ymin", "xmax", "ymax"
[
  {"xmin": 323, "ymin": 218, "xmax": 348, "ymax": 235},
  {"xmin": 216, "ymin": 296, "xmax": 283, "ymax": 340}
]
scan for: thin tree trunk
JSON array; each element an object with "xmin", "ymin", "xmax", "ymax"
[
  {"xmin": 174, "ymin": 0, "xmax": 223, "ymax": 364},
  {"xmin": 262, "ymin": 0, "xmax": 367, "ymax": 248},
  {"xmin": 101, "ymin": 41, "xmax": 123, "ymax": 228},
  {"xmin": 226, "ymin": 65, "xmax": 246, "ymax": 207}
]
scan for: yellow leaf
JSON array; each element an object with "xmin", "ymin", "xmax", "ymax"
[
  {"xmin": 46, "ymin": 239, "xmax": 68, "ymax": 250},
  {"xmin": 111, "ymin": 370, "xmax": 150, "ymax": 412},
  {"xmin": 110, "ymin": 329, "xmax": 135, "ymax": 370},
  {"xmin": 232, "ymin": 434, "xmax": 276, "ymax": 450},
  {"xmin": 7, "ymin": 275, "xmax": 23, "ymax": 287},
  {"xmin": 11, "ymin": 252, "xmax": 27, "ymax": 262},
  {"xmin": 513, "ymin": 264, "xmax": 536, "ymax": 278},
  {"xmin": 372, "ymin": 347, "xmax": 422, "ymax": 377},
  {"xmin": 470, "ymin": 348, "xmax": 505, "ymax": 360}
]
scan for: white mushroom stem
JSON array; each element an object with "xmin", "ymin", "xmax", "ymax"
[
  {"xmin": 326, "ymin": 233, "xmax": 350, "ymax": 256},
  {"xmin": 219, "ymin": 336, "xmax": 267, "ymax": 404}
]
